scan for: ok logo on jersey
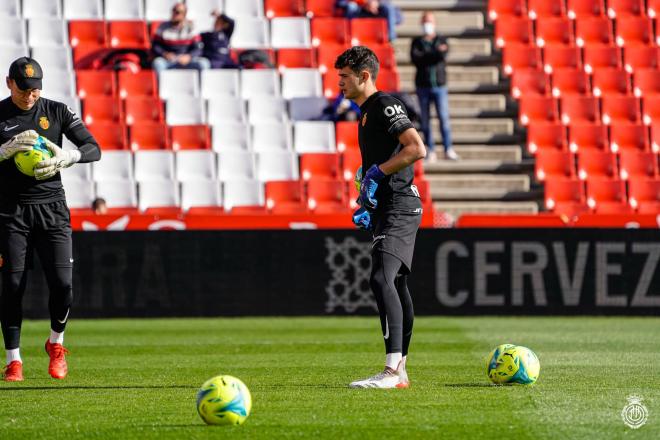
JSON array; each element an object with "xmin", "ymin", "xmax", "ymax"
[{"xmin": 383, "ymin": 105, "xmax": 404, "ymax": 117}]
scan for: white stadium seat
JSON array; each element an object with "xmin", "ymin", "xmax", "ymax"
[
  {"xmin": 166, "ymin": 96, "xmax": 206, "ymax": 125},
  {"xmin": 23, "ymin": 0, "xmax": 62, "ymax": 18},
  {"xmin": 138, "ymin": 180, "xmax": 180, "ymax": 210},
  {"xmin": 105, "ymin": 0, "xmax": 145, "ymax": 20},
  {"xmin": 256, "ymin": 151, "xmax": 299, "ymax": 181},
  {"xmin": 289, "ymin": 97, "xmax": 328, "ymax": 121},
  {"xmin": 181, "ymin": 180, "xmax": 223, "ymax": 211},
  {"xmin": 0, "ymin": 47, "xmax": 29, "ymax": 75},
  {"xmin": 41, "ymin": 70, "xmax": 77, "ymax": 98},
  {"xmin": 223, "ymin": 179, "xmax": 264, "ymax": 210},
  {"xmin": 176, "ymin": 150, "xmax": 217, "ymax": 182},
  {"xmin": 241, "ymin": 69, "xmax": 280, "ymax": 99},
  {"xmin": 281, "ymin": 68, "xmax": 323, "ymax": 99},
  {"xmin": 31, "ymin": 46, "xmax": 73, "ymax": 72},
  {"xmin": 248, "ymin": 97, "xmax": 287, "ymax": 124},
  {"xmin": 63, "ymin": 0, "xmax": 103, "ymax": 19},
  {"xmin": 93, "ymin": 151, "xmax": 133, "ymax": 182},
  {"xmin": 0, "ymin": 0, "xmax": 20, "ymax": 18},
  {"xmin": 207, "ymin": 97, "xmax": 246, "ymax": 124},
  {"xmin": 271, "ymin": 17, "xmax": 311, "ymax": 48},
  {"xmin": 158, "ymin": 70, "xmax": 200, "ymax": 99},
  {"xmin": 28, "ymin": 19, "xmax": 69, "ymax": 47},
  {"xmin": 186, "ymin": 0, "xmax": 222, "ymax": 32},
  {"xmin": 95, "ymin": 180, "xmax": 137, "ymax": 208},
  {"xmin": 252, "ymin": 123, "xmax": 292, "ymax": 152},
  {"xmin": 211, "ymin": 121, "xmax": 251, "ymax": 152},
  {"xmin": 217, "ymin": 151, "xmax": 256, "ymax": 181},
  {"xmin": 225, "ymin": 0, "xmax": 264, "ymax": 17},
  {"xmin": 294, "ymin": 121, "xmax": 336, "ymax": 153},
  {"xmin": 231, "ymin": 17, "xmax": 269, "ymax": 49},
  {"xmin": 201, "ymin": 69, "xmax": 240, "ymax": 98},
  {"xmin": 61, "ymin": 162, "xmax": 92, "ymax": 182},
  {"xmin": 134, "ymin": 151, "xmax": 175, "ymax": 182},
  {"xmin": 0, "ymin": 18, "xmax": 26, "ymax": 46},
  {"xmin": 145, "ymin": 0, "xmax": 179, "ymax": 21},
  {"xmin": 63, "ymin": 180, "xmax": 95, "ymax": 209}
]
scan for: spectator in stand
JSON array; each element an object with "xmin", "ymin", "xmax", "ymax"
[
  {"xmin": 200, "ymin": 10, "xmax": 239, "ymax": 69},
  {"xmin": 91, "ymin": 198, "xmax": 107, "ymax": 215},
  {"xmin": 322, "ymin": 92, "xmax": 361, "ymax": 122},
  {"xmin": 410, "ymin": 11, "xmax": 458, "ymax": 161},
  {"xmin": 151, "ymin": 2, "xmax": 210, "ymax": 73},
  {"xmin": 336, "ymin": 0, "xmax": 401, "ymax": 41}
]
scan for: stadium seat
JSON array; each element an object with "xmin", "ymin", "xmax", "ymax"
[
  {"xmin": 649, "ymin": 0, "xmax": 660, "ymax": 17},
  {"xmin": 341, "ymin": 149, "xmax": 361, "ymax": 181},
  {"xmin": 375, "ymin": 69, "xmax": 400, "ymax": 93},
  {"xmin": 277, "ymin": 48, "xmax": 317, "ymax": 70},
  {"xmin": 607, "ymin": 0, "xmax": 644, "ymax": 18},
  {"xmin": 495, "ymin": 17, "xmax": 533, "ymax": 47},
  {"xmin": 568, "ymin": 123, "xmax": 609, "ymax": 152},
  {"xmin": 561, "ymin": 96, "xmax": 600, "ymax": 124},
  {"xmin": 118, "ymin": 70, "xmax": 157, "ymax": 98},
  {"xmin": 201, "ymin": 69, "xmax": 240, "ymax": 98},
  {"xmin": 0, "ymin": 47, "xmax": 28, "ymax": 72},
  {"xmin": 306, "ymin": 180, "xmax": 348, "ymax": 213},
  {"xmin": 145, "ymin": 0, "xmax": 179, "ymax": 21},
  {"xmin": 642, "ymin": 95, "xmax": 660, "ymax": 125},
  {"xmin": 63, "ymin": 0, "xmax": 103, "ymax": 19},
  {"xmin": 241, "ymin": 69, "xmax": 280, "ymax": 99},
  {"xmin": 92, "ymin": 150, "xmax": 133, "ymax": 181},
  {"xmin": 350, "ymin": 18, "xmax": 388, "ymax": 46},
  {"xmin": 294, "ymin": 121, "xmax": 336, "ymax": 153},
  {"xmin": 317, "ymin": 44, "xmax": 350, "ymax": 73},
  {"xmin": 591, "ymin": 68, "xmax": 630, "ymax": 96},
  {"xmin": 218, "ymin": 152, "xmax": 256, "ymax": 181},
  {"xmin": 535, "ymin": 18, "xmax": 573, "ymax": 46},
  {"xmin": 248, "ymin": 97, "xmax": 287, "ymax": 124},
  {"xmin": 623, "ymin": 46, "xmax": 659, "ymax": 73},
  {"xmin": 226, "ymin": 0, "xmax": 264, "ymax": 17},
  {"xmin": 281, "ymin": 68, "xmax": 323, "ymax": 98},
  {"xmin": 527, "ymin": 123, "xmax": 567, "ymax": 153},
  {"xmin": 171, "ymin": 125, "xmax": 211, "ymax": 151},
  {"xmin": 488, "ymin": 0, "xmax": 526, "ymax": 21},
  {"xmin": 519, "ymin": 96, "xmax": 559, "ymax": 125},
  {"xmin": 575, "ymin": 17, "xmax": 613, "ymax": 46},
  {"xmin": 223, "ymin": 180, "xmax": 264, "ymax": 211},
  {"xmin": 105, "ymin": 0, "xmax": 145, "ymax": 19},
  {"xmin": 535, "ymin": 150, "xmax": 575, "ymax": 181},
  {"xmin": 551, "ymin": 68, "xmax": 590, "ymax": 97},
  {"xmin": 68, "ymin": 20, "xmax": 107, "ymax": 48},
  {"xmin": 76, "ymin": 71, "xmax": 116, "ymax": 98},
  {"xmin": 255, "ymin": 151, "xmax": 299, "ymax": 181},
  {"xmin": 609, "ymin": 123, "xmax": 648, "ymax": 152},
  {"xmin": 586, "ymin": 178, "xmax": 628, "ymax": 213},
  {"xmin": 28, "ymin": 18, "xmax": 68, "ymax": 47},
  {"xmin": 528, "ymin": 0, "xmax": 566, "ymax": 19},
  {"xmin": 252, "ymin": 123, "xmax": 292, "ymax": 152},
  {"xmin": 311, "ymin": 17, "xmax": 350, "ymax": 47},
  {"xmin": 300, "ymin": 153, "xmax": 340, "ymax": 180},
  {"xmin": 134, "ymin": 151, "xmax": 175, "ymax": 182},
  {"xmin": 41, "ymin": 70, "xmax": 76, "ymax": 98},
  {"xmin": 124, "ymin": 97, "xmax": 165, "ymax": 125},
  {"xmin": 543, "ymin": 46, "xmax": 581, "ymax": 73},
  {"xmin": 176, "ymin": 150, "xmax": 217, "ymax": 181},
  {"xmin": 21, "ymin": 0, "xmax": 54, "ymax": 19},
  {"xmin": 83, "ymin": 97, "xmax": 123, "ymax": 125},
  {"xmin": 265, "ymin": 180, "xmax": 306, "ymax": 213},
  {"xmin": 231, "ymin": 18, "xmax": 269, "ymax": 49},
  {"xmin": 186, "ymin": 0, "xmax": 223, "ymax": 31},
  {"xmin": 576, "ymin": 150, "xmax": 617, "ymax": 180},
  {"xmin": 130, "ymin": 122, "xmax": 169, "ymax": 150},
  {"xmin": 0, "ymin": 18, "xmax": 26, "ymax": 46},
  {"xmin": 271, "ymin": 17, "xmax": 311, "ymax": 48},
  {"xmin": 108, "ymin": 21, "xmax": 149, "ymax": 48},
  {"xmin": 601, "ymin": 96, "xmax": 640, "ymax": 124},
  {"xmin": 306, "ymin": 0, "xmax": 335, "ymax": 18},
  {"xmin": 544, "ymin": 178, "xmax": 588, "ymax": 217},
  {"xmin": 181, "ymin": 180, "xmax": 223, "ymax": 212},
  {"xmin": 615, "ymin": 17, "xmax": 653, "ymax": 46},
  {"xmin": 336, "ymin": 121, "xmax": 359, "ymax": 152},
  {"xmin": 582, "ymin": 46, "xmax": 621, "ymax": 73},
  {"xmin": 61, "ymin": 162, "xmax": 92, "ymax": 182},
  {"xmin": 95, "ymin": 180, "xmax": 137, "ymax": 208},
  {"xmin": 88, "ymin": 122, "xmax": 128, "ymax": 150},
  {"xmin": 289, "ymin": 97, "xmax": 328, "ymax": 121},
  {"xmin": 322, "ymin": 72, "xmax": 341, "ymax": 98},
  {"xmin": 567, "ymin": 0, "xmax": 605, "ymax": 19},
  {"xmin": 31, "ymin": 46, "xmax": 73, "ymax": 73},
  {"xmin": 62, "ymin": 180, "xmax": 95, "ymax": 209},
  {"xmin": 158, "ymin": 70, "xmax": 199, "ymax": 99},
  {"xmin": 511, "ymin": 69, "xmax": 550, "ymax": 97},
  {"xmin": 211, "ymin": 121, "xmax": 251, "ymax": 152},
  {"xmin": 371, "ymin": 45, "xmax": 396, "ymax": 70},
  {"xmin": 138, "ymin": 180, "xmax": 180, "ymax": 211},
  {"xmin": 633, "ymin": 69, "xmax": 660, "ymax": 97},
  {"xmin": 207, "ymin": 97, "xmax": 246, "ymax": 124},
  {"xmin": 266, "ymin": 0, "xmax": 305, "ymax": 17},
  {"xmin": 165, "ymin": 96, "xmax": 205, "ymax": 125},
  {"xmin": 503, "ymin": 45, "xmax": 542, "ymax": 75},
  {"xmin": 628, "ymin": 179, "xmax": 660, "ymax": 212},
  {"xmin": 619, "ymin": 150, "xmax": 658, "ymax": 180}
]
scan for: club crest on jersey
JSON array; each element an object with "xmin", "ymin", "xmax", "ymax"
[
  {"xmin": 362, "ymin": 113, "xmax": 367, "ymax": 126},
  {"xmin": 39, "ymin": 116, "xmax": 49, "ymax": 130},
  {"xmin": 25, "ymin": 64, "xmax": 35, "ymax": 78}
]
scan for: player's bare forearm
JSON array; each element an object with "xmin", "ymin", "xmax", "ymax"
[{"xmin": 378, "ymin": 128, "xmax": 426, "ymax": 175}]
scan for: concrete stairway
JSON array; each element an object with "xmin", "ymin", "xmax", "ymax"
[{"xmin": 391, "ymin": 0, "xmax": 540, "ymax": 220}]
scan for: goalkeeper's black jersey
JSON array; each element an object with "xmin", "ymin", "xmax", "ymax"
[
  {"xmin": 0, "ymin": 97, "xmax": 100, "ymax": 204},
  {"xmin": 358, "ymin": 91, "xmax": 422, "ymax": 214}
]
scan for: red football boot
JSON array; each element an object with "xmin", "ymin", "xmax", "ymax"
[
  {"xmin": 45, "ymin": 340, "xmax": 68, "ymax": 379},
  {"xmin": 4, "ymin": 360, "xmax": 23, "ymax": 382}
]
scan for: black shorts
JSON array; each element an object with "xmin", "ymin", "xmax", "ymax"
[
  {"xmin": 371, "ymin": 210, "xmax": 422, "ymax": 274},
  {"xmin": 0, "ymin": 200, "xmax": 72, "ymax": 273}
]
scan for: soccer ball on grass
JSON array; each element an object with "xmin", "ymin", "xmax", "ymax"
[
  {"xmin": 196, "ymin": 375, "xmax": 252, "ymax": 426},
  {"xmin": 486, "ymin": 344, "xmax": 540, "ymax": 385}
]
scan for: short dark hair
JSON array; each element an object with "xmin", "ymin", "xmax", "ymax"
[
  {"xmin": 334, "ymin": 46, "xmax": 380, "ymax": 81},
  {"xmin": 92, "ymin": 197, "xmax": 106, "ymax": 210}
]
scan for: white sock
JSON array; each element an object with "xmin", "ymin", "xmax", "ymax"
[
  {"xmin": 385, "ymin": 352, "xmax": 402, "ymax": 370},
  {"xmin": 402, "ymin": 355, "xmax": 407, "ymax": 369},
  {"xmin": 50, "ymin": 330, "xmax": 64, "ymax": 345},
  {"xmin": 6, "ymin": 348, "xmax": 21, "ymax": 365}
]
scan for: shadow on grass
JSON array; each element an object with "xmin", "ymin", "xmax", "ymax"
[
  {"xmin": 444, "ymin": 383, "xmax": 497, "ymax": 388},
  {"xmin": 0, "ymin": 385, "xmax": 196, "ymax": 391}
]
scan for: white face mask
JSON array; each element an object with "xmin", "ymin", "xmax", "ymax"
[{"xmin": 423, "ymin": 22, "xmax": 435, "ymax": 35}]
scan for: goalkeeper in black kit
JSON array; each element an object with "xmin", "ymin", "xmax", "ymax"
[
  {"xmin": 0, "ymin": 57, "xmax": 101, "ymax": 381},
  {"xmin": 335, "ymin": 47, "xmax": 426, "ymax": 388}
]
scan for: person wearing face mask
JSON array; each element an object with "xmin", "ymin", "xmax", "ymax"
[{"xmin": 410, "ymin": 11, "xmax": 458, "ymax": 161}]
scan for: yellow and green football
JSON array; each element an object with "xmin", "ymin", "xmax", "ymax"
[
  {"xmin": 14, "ymin": 136, "xmax": 51, "ymax": 177},
  {"xmin": 486, "ymin": 344, "xmax": 540, "ymax": 385},
  {"xmin": 354, "ymin": 166, "xmax": 363, "ymax": 192},
  {"xmin": 196, "ymin": 375, "xmax": 252, "ymax": 426}
]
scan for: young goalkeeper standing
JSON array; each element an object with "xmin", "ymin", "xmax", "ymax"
[{"xmin": 335, "ymin": 46, "xmax": 426, "ymax": 389}]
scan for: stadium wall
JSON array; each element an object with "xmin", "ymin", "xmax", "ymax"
[{"xmin": 19, "ymin": 230, "xmax": 660, "ymax": 318}]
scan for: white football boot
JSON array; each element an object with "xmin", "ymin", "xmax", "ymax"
[{"xmin": 349, "ymin": 367, "xmax": 409, "ymax": 389}]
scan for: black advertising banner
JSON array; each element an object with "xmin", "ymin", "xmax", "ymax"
[{"xmin": 17, "ymin": 229, "xmax": 660, "ymax": 318}]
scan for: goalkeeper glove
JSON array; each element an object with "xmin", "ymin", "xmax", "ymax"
[
  {"xmin": 0, "ymin": 130, "xmax": 38, "ymax": 162},
  {"xmin": 352, "ymin": 207, "xmax": 372, "ymax": 231},
  {"xmin": 33, "ymin": 138, "xmax": 81, "ymax": 181},
  {"xmin": 359, "ymin": 164, "xmax": 386, "ymax": 211}
]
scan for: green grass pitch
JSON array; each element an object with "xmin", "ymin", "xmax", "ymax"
[{"xmin": 1, "ymin": 317, "xmax": 658, "ymax": 439}]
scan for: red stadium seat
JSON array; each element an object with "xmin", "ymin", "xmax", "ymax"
[
  {"xmin": 336, "ymin": 121, "xmax": 358, "ymax": 152},
  {"xmin": 371, "ymin": 45, "xmax": 396, "ymax": 70},
  {"xmin": 649, "ymin": 0, "xmax": 660, "ymax": 18},
  {"xmin": 628, "ymin": 179, "xmax": 660, "ymax": 212},
  {"xmin": 527, "ymin": 123, "xmax": 567, "ymax": 153},
  {"xmin": 265, "ymin": 0, "xmax": 305, "ymax": 18},
  {"xmin": 567, "ymin": 0, "xmax": 606, "ymax": 19},
  {"xmin": 633, "ymin": 69, "xmax": 660, "ymax": 97},
  {"xmin": 535, "ymin": 150, "xmax": 575, "ymax": 181},
  {"xmin": 543, "ymin": 46, "xmax": 582, "ymax": 73},
  {"xmin": 519, "ymin": 96, "xmax": 559, "ymax": 125},
  {"xmin": 118, "ymin": 70, "xmax": 157, "ymax": 98},
  {"xmin": 544, "ymin": 178, "xmax": 588, "ymax": 216},
  {"xmin": 642, "ymin": 95, "xmax": 660, "ymax": 125},
  {"xmin": 277, "ymin": 48, "xmax": 317, "ymax": 70},
  {"xmin": 619, "ymin": 150, "xmax": 658, "ymax": 180},
  {"xmin": 607, "ymin": 0, "xmax": 644, "ymax": 18},
  {"xmin": 582, "ymin": 45, "xmax": 621, "ymax": 73},
  {"xmin": 306, "ymin": 180, "xmax": 349, "ymax": 213},
  {"xmin": 561, "ymin": 96, "xmax": 600, "ymax": 124},
  {"xmin": 69, "ymin": 20, "xmax": 107, "ymax": 47},
  {"xmin": 341, "ymin": 149, "xmax": 361, "ymax": 181},
  {"xmin": 591, "ymin": 68, "xmax": 630, "ymax": 96},
  {"xmin": 124, "ymin": 97, "xmax": 165, "ymax": 125},
  {"xmin": 305, "ymin": 0, "xmax": 335, "ymax": 18},
  {"xmin": 601, "ymin": 96, "xmax": 640, "ymax": 124},
  {"xmin": 495, "ymin": 17, "xmax": 533, "ymax": 47},
  {"xmin": 623, "ymin": 46, "xmax": 659, "ymax": 73},
  {"xmin": 83, "ymin": 97, "xmax": 123, "ymax": 125},
  {"xmin": 76, "ymin": 71, "xmax": 116, "ymax": 98},
  {"xmin": 322, "ymin": 72, "xmax": 340, "ymax": 98},
  {"xmin": 350, "ymin": 18, "xmax": 387, "ymax": 46},
  {"xmin": 488, "ymin": 0, "xmax": 526, "ymax": 21},
  {"xmin": 317, "ymin": 44, "xmax": 349, "ymax": 74},
  {"xmin": 88, "ymin": 122, "xmax": 127, "ymax": 150},
  {"xmin": 586, "ymin": 178, "xmax": 628, "ymax": 213},
  {"xmin": 503, "ymin": 45, "xmax": 542, "ymax": 75},
  {"xmin": 536, "ymin": 18, "xmax": 574, "ymax": 46},
  {"xmin": 552, "ymin": 68, "xmax": 590, "ymax": 97},
  {"xmin": 528, "ymin": 0, "xmax": 566, "ymax": 19},
  {"xmin": 311, "ymin": 18, "xmax": 349, "ymax": 47},
  {"xmin": 569, "ymin": 123, "xmax": 609, "ymax": 152},
  {"xmin": 610, "ymin": 123, "xmax": 648, "ymax": 152},
  {"xmin": 575, "ymin": 17, "xmax": 613, "ymax": 46},
  {"xmin": 265, "ymin": 181, "xmax": 306, "ymax": 213},
  {"xmin": 375, "ymin": 69, "xmax": 399, "ymax": 92},
  {"xmin": 511, "ymin": 69, "xmax": 550, "ymax": 97},
  {"xmin": 108, "ymin": 21, "xmax": 149, "ymax": 49},
  {"xmin": 576, "ymin": 150, "xmax": 617, "ymax": 180},
  {"xmin": 130, "ymin": 122, "xmax": 169, "ymax": 150},
  {"xmin": 171, "ymin": 125, "xmax": 211, "ymax": 150},
  {"xmin": 300, "ymin": 153, "xmax": 340, "ymax": 180},
  {"xmin": 615, "ymin": 17, "xmax": 653, "ymax": 46}
]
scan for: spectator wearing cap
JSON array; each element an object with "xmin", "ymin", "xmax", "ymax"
[{"xmin": 200, "ymin": 10, "xmax": 238, "ymax": 69}]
